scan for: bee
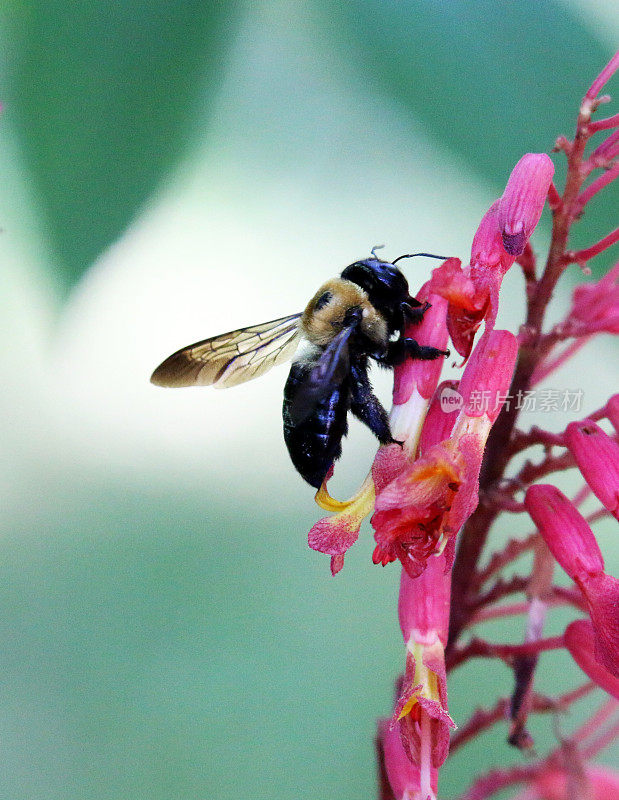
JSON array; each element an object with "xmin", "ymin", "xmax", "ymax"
[{"xmin": 151, "ymin": 252, "xmax": 449, "ymax": 489}]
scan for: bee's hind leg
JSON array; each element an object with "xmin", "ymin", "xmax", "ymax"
[{"xmin": 349, "ymin": 362, "xmax": 401, "ymax": 446}]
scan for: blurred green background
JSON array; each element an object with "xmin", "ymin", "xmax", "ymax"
[{"xmin": 0, "ymin": 1, "xmax": 617, "ymax": 798}]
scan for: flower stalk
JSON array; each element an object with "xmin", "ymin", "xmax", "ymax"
[{"xmin": 306, "ymin": 52, "xmax": 619, "ymax": 799}]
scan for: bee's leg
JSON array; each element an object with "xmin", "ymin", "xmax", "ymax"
[
  {"xmin": 349, "ymin": 361, "xmax": 401, "ymax": 446},
  {"xmin": 401, "ymin": 299, "xmax": 431, "ymax": 325},
  {"xmin": 380, "ymin": 338, "xmax": 450, "ymax": 366}
]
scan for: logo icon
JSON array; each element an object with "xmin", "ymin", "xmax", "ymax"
[{"xmin": 439, "ymin": 385, "xmax": 463, "ymax": 412}]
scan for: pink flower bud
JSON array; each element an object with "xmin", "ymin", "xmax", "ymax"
[
  {"xmin": 525, "ymin": 484, "xmax": 619, "ymax": 676},
  {"xmin": 498, "ymin": 153, "xmax": 555, "ymax": 256},
  {"xmin": 458, "ymin": 330, "xmax": 519, "ymax": 422},
  {"xmin": 570, "ymin": 262, "xmax": 619, "ymax": 335},
  {"xmin": 524, "ymin": 484, "xmax": 604, "ymax": 581},
  {"xmin": 564, "ymin": 619, "xmax": 619, "ymax": 699},
  {"xmin": 565, "ymin": 419, "xmax": 619, "ymax": 519},
  {"xmin": 534, "ymin": 765, "xmax": 619, "ymax": 800},
  {"xmin": 607, "ymin": 394, "xmax": 619, "ymax": 433}
]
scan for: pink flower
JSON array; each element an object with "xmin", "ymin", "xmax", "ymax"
[
  {"xmin": 497, "ymin": 153, "xmax": 555, "ymax": 256},
  {"xmin": 564, "ymin": 419, "xmax": 619, "ymax": 519},
  {"xmin": 525, "ymin": 484, "xmax": 619, "ymax": 676},
  {"xmin": 372, "ymin": 331, "xmax": 517, "ymax": 577},
  {"xmin": 372, "ymin": 440, "xmax": 464, "ymax": 576},
  {"xmin": 428, "ymin": 155, "xmax": 553, "ymax": 360},
  {"xmin": 531, "ymin": 765, "xmax": 619, "ymax": 800},
  {"xmin": 378, "ymin": 719, "xmax": 436, "ymax": 800},
  {"xmin": 393, "ymin": 554, "xmax": 455, "ymax": 777},
  {"xmin": 457, "ymin": 329, "xmax": 519, "ymax": 424},
  {"xmin": 428, "ymin": 256, "xmax": 490, "ymax": 361},
  {"xmin": 564, "ymin": 619, "xmax": 619, "ymax": 699},
  {"xmin": 569, "ymin": 262, "xmax": 619, "ymax": 335}
]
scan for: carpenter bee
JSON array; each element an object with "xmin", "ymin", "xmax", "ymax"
[{"xmin": 151, "ymin": 252, "xmax": 449, "ymax": 488}]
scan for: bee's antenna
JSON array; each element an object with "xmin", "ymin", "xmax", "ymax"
[
  {"xmin": 370, "ymin": 244, "xmax": 386, "ymax": 259},
  {"xmin": 392, "ymin": 252, "xmax": 451, "ymax": 265}
]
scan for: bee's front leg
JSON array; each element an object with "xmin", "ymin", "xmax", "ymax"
[
  {"xmin": 400, "ymin": 299, "xmax": 431, "ymax": 325},
  {"xmin": 379, "ymin": 338, "xmax": 449, "ymax": 366}
]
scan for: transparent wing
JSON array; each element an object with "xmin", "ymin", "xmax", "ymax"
[{"xmin": 151, "ymin": 313, "xmax": 302, "ymax": 388}]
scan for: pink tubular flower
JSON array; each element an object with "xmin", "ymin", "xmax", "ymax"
[
  {"xmin": 497, "ymin": 153, "xmax": 555, "ymax": 256},
  {"xmin": 372, "ymin": 331, "xmax": 517, "ymax": 577},
  {"xmin": 564, "ymin": 419, "xmax": 619, "ymax": 519},
  {"xmin": 564, "ymin": 619, "xmax": 619, "ymax": 699},
  {"xmin": 393, "ymin": 554, "xmax": 455, "ymax": 778},
  {"xmin": 569, "ymin": 262, "xmax": 619, "ymax": 335},
  {"xmin": 417, "ymin": 381, "xmax": 461, "ymax": 457},
  {"xmin": 378, "ymin": 719, "xmax": 437, "ymax": 800},
  {"xmin": 524, "ymin": 484, "xmax": 619, "ymax": 676},
  {"xmin": 428, "ymin": 256, "xmax": 493, "ymax": 361},
  {"xmin": 428, "ymin": 155, "xmax": 553, "ymax": 359}
]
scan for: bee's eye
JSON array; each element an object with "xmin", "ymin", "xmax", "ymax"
[{"xmin": 314, "ymin": 291, "xmax": 332, "ymax": 311}]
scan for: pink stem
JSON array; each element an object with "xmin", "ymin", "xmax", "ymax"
[
  {"xmin": 588, "ymin": 129, "xmax": 619, "ymax": 166},
  {"xmin": 575, "ymin": 162, "xmax": 619, "ymax": 214},
  {"xmin": 469, "ymin": 595, "xmax": 576, "ymax": 625},
  {"xmin": 585, "ymin": 51, "xmax": 619, "ymax": 100},
  {"xmin": 448, "ymin": 635, "xmax": 565, "ymax": 671},
  {"xmin": 573, "ymin": 698, "xmax": 618, "ymax": 743},
  {"xmin": 588, "ymin": 111, "xmax": 619, "ymax": 132},
  {"xmin": 547, "ymin": 181, "xmax": 562, "ymax": 211},
  {"xmin": 531, "ymin": 335, "xmax": 592, "ymax": 386},
  {"xmin": 581, "ymin": 718, "xmax": 619, "ymax": 759},
  {"xmin": 475, "ymin": 534, "xmax": 538, "ymax": 587},
  {"xmin": 456, "ymin": 765, "xmax": 535, "ymax": 800},
  {"xmin": 566, "ymin": 226, "xmax": 619, "ymax": 264}
]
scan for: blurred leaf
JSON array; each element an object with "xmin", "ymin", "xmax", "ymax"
[
  {"xmin": 312, "ymin": 0, "xmax": 618, "ymax": 273},
  {"xmin": 3, "ymin": 1, "xmax": 243, "ymax": 292}
]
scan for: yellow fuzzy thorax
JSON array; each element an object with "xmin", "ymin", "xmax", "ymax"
[{"xmin": 301, "ymin": 278, "xmax": 388, "ymax": 348}]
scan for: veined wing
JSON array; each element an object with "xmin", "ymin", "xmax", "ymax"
[{"xmin": 151, "ymin": 313, "xmax": 302, "ymax": 388}]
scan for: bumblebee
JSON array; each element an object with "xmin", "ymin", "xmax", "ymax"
[{"xmin": 151, "ymin": 253, "xmax": 449, "ymax": 488}]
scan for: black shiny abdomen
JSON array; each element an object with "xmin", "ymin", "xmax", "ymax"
[{"xmin": 283, "ymin": 361, "xmax": 349, "ymax": 488}]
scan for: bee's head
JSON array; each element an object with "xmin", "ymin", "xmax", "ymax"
[
  {"xmin": 341, "ymin": 258, "xmax": 409, "ymax": 299},
  {"xmin": 340, "ymin": 258, "xmax": 412, "ymax": 332}
]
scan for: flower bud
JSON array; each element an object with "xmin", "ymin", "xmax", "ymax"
[
  {"xmin": 564, "ymin": 619, "xmax": 619, "ymax": 699},
  {"xmin": 565, "ymin": 419, "xmax": 619, "ymax": 520},
  {"xmin": 570, "ymin": 262, "xmax": 619, "ymax": 334},
  {"xmin": 525, "ymin": 484, "xmax": 619, "ymax": 676},
  {"xmin": 498, "ymin": 153, "xmax": 555, "ymax": 256}
]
